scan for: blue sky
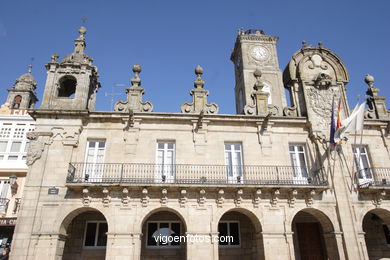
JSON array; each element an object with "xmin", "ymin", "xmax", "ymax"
[{"xmin": 0, "ymin": 0, "xmax": 389, "ymax": 114}]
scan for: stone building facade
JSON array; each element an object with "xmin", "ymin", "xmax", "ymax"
[
  {"xmin": 9, "ymin": 27, "xmax": 390, "ymax": 260},
  {"xmin": 0, "ymin": 68, "xmax": 37, "ymax": 250}
]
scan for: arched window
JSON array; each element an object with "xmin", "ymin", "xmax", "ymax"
[
  {"xmin": 12, "ymin": 95, "xmax": 22, "ymax": 109},
  {"xmin": 58, "ymin": 76, "xmax": 77, "ymax": 98}
]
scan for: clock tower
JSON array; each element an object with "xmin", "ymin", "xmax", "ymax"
[{"xmin": 231, "ymin": 29, "xmax": 286, "ymax": 115}]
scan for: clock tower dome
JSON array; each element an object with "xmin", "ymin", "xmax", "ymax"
[{"xmin": 231, "ymin": 29, "xmax": 287, "ymax": 115}]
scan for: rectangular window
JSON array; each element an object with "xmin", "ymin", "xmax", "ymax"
[
  {"xmin": 0, "ymin": 180, "xmax": 10, "ymax": 199},
  {"xmin": 146, "ymin": 221, "xmax": 181, "ymax": 247},
  {"xmin": 218, "ymin": 221, "xmax": 240, "ymax": 247},
  {"xmin": 156, "ymin": 142, "xmax": 175, "ymax": 183},
  {"xmin": 84, "ymin": 140, "xmax": 106, "ymax": 181},
  {"xmin": 10, "ymin": 141, "xmax": 22, "ymax": 153},
  {"xmin": 353, "ymin": 146, "xmax": 372, "ymax": 180},
  {"xmin": 83, "ymin": 221, "xmax": 107, "ymax": 248},
  {"xmin": 289, "ymin": 144, "xmax": 308, "ymax": 181},
  {"xmin": 224, "ymin": 143, "xmax": 243, "ymax": 183},
  {"xmin": 0, "ymin": 141, "xmax": 7, "ymax": 153}
]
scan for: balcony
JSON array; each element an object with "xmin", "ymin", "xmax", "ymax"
[
  {"xmin": 357, "ymin": 167, "xmax": 390, "ymax": 188},
  {"xmin": 66, "ymin": 163, "xmax": 327, "ymax": 187}
]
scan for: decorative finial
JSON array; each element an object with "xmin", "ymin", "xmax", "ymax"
[
  {"xmin": 302, "ymin": 40, "xmax": 307, "ymax": 48},
  {"xmin": 78, "ymin": 26, "xmax": 87, "ymax": 38},
  {"xmin": 318, "ymin": 41, "xmax": 323, "ymax": 48},
  {"xmin": 131, "ymin": 64, "xmax": 142, "ymax": 87},
  {"xmin": 194, "ymin": 65, "xmax": 204, "ymax": 88},
  {"xmin": 364, "ymin": 74, "xmax": 375, "ymax": 88},
  {"xmin": 51, "ymin": 53, "xmax": 59, "ymax": 62},
  {"xmin": 253, "ymin": 68, "xmax": 264, "ymax": 91}
]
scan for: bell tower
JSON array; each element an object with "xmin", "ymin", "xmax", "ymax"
[
  {"xmin": 40, "ymin": 26, "xmax": 100, "ymax": 111},
  {"xmin": 6, "ymin": 65, "xmax": 38, "ymax": 109},
  {"xmin": 231, "ymin": 29, "xmax": 286, "ymax": 115}
]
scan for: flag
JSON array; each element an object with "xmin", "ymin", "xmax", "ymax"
[
  {"xmin": 334, "ymin": 102, "xmax": 366, "ymax": 143},
  {"xmin": 329, "ymin": 97, "xmax": 336, "ymax": 146}
]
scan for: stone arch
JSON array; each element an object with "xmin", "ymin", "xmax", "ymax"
[
  {"xmin": 58, "ymin": 206, "xmax": 110, "ymax": 235},
  {"xmin": 362, "ymin": 208, "xmax": 390, "ymax": 259},
  {"xmin": 138, "ymin": 206, "xmax": 187, "ymax": 232},
  {"xmin": 216, "ymin": 207, "xmax": 262, "ymax": 232},
  {"xmin": 139, "ymin": 207, "xmax": 187, "ymax": 260},
  {"xmin": 291, "ymin": 207, "xmax": 339, "ymax": 260},
  {"xmin": 217, "ymin": 208, "xmax": 264, "ymax": 260},
  {"xmin": 55, "ymin": 207, "xmax": 109, "ymax": 260},
  {"xmin": 289, "ymin": 207, "xmax": 336, "ymax": 233},
  {"xmin": 58, "ymin": 75, "xmax": 77, "ymax": 98}
]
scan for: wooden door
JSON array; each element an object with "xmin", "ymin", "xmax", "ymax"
[{"xmin": 296, "ymin": 223, "xmax": 325, "ymax": 260}]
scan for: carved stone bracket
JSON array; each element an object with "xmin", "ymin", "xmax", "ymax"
[
  {"xmin": 180, "ymin": 189, "xmax": 187, "ymax": 208},
  {"xmin": 270, "ymin": 189, "xmax": 279, "ymax": 207},
  {"xmin": 305, "ymin": 189, "xmax": 316, "ymax": 207},
  {"xmin": 198, "ymin": 189, "xmax": 206, "ymax": 207},
  {"xmin": 373, "ymin": 190, "xmax": 386, "ymax": 207},
  {"xmin": 82, "ymin": 188, "xmax": 90, "ymax": 206},
  {"xmin": 181, "ymin": 66, "xmax": 218, "ymax": 114},
  {"xmin": 122, "ymin": 188, "xmax": 129, "ymax": 206},
  {"xmin": 283, "ymin": 106, "xmax": 298, "ymax": 117},
  {"xmin": 102, "ymin": 188, "xmax": 110, "ymax": 207},
  {"xmin": 288, "ymin": 189, "xmax": 298, "ymax": 208},
  {"xmin": 161, "ymin": 189, "xmax": 168, "ymax": 206},
  {"xmin": 253, "ymin": 189, "xmax": 261, "ymax": 208},
  {"xmin": 217, "ymin": 189, "xmax": 224, "ymax": 208},
  {"xmin": 141, "ymin": 188, "xmax": 149, "ymax": 207},
  {"xmin": 235, "ymin": 189, "xmax": 243, "ymax": 207},
  {"xmin": 114, "ymin": 65, "xmax": 153, "ymax": 113}
]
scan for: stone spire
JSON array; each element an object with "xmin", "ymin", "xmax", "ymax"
[
  {"xmin": 181, "ymin": 65, "xmax": 218, "ymax": 114},
  {"xmin": 114, "ymin": 65, "xmax": 153, "ymax": 113},
  {"xmin": 365, "ymin": 74, "xmax": 388, "ymax": 119},
  {"xmin": 60, "ymin": 26, "xmax": 92, "ymax": 65},
  {"xmin": 243, "ymin": 68, "xmax": 270, "ymax": 115}
]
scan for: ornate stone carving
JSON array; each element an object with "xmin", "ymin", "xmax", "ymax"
[
  {"xmin": 217, "ymin": 189, "xmax": 224, "ymax": 208},
  {"xmin": 122, "ymin": 188, "xmax": 129, "ymax": 206},
  {"xmin": 365, "ymin": 74, "xmax": 389, "ymax": 119},
  {"xmin": 82, "ymin": 188, "xmax": 90, "ymax": 206},
  {"xmin": 288, "ymin": 189, "xmax": 298, "ymax": 208},
  {"xmin": 102, "ymin": 188, "xmax": 110, "ymax": 207},
  {"xmin": 161, "ymin": 189, "xmax": 168, "ymax": 206},
  {"xmin": 114, "ymin": 65, "xmax": 153, "ymax": 113},
  {"xmin": 244, "ymin": 68, "xmax": 278, "ymax": 116},
  {"xmin": 198, "ymin": 189, "xmax": 206, "ymax": 206},
  {"xmin": 305, "ymin": 189, "xmax": 316, "ymax": 207},
  {"xmin": 180, "ymin": 189, "xmax": 187, "ymax": 208},
  {"xmin": 283, "ymin": 106, "xmax": 298, "ymax": 117},
  {"xmin": 26, "ymin": 132, "xmax": 53, "ymax": 166},
  {"xmin": 141, "ymin": 188, "xmax": 149, "ymax": 207},
  {"xmin": 253, "ymin": 189, "xmax": 261, "ymax": 208},
  {"xmin": 270, "ymin": 189, "xmax": 279, "ymax": 207},
  {"xmin": 306, "ymin": 85, "xmax": 340, "ymax": 130},
  {"xmin": 235, "ymin": 189, "xmax": 243, "ymax": 207},
  {"xmin": 181, "ymin": 66, "xmax": 218, "ymax": 114}
]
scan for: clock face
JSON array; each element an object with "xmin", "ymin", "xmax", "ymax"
[{"xmin": 251, "ymin": 46, "xmax": 269, "ymax": 60}]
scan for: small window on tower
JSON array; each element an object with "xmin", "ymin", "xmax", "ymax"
[
  {"xmin": 58, "ymin": 76, "xmax": 77, "ymax": 98},
  {"xmin": 12, "ymin": 95, "xmax": 22, "ymax": 109}
]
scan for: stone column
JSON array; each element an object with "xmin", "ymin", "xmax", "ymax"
[
  {"xmin": 285, "ymin": 232, "xmax": 296, "ymax": 260},
  {"xmin": 262, "ymin": 232, "xmax": 292, "ymax": 260},
  {"xmin": 105, "ymin": 233, "xmax": 142, "ymax": 260},
  {"xmin": 24, "ymin": 233, "xmax": 66, "ymax": 260},
  {"xmin": 186, "ymin": 232, "xmax": 218, "ymax": 260},
  {"xmin": 357, "ymin": 231, "xmax": 369, "ymax": 260}
]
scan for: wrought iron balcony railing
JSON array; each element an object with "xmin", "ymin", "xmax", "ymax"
[
  {"xmin": 356, "ymin": 167, "xmax": 390, "ymax": 188},
  {"xmin": 66, "ymin": 163, "xmax": 327, "ymax": 186}
]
